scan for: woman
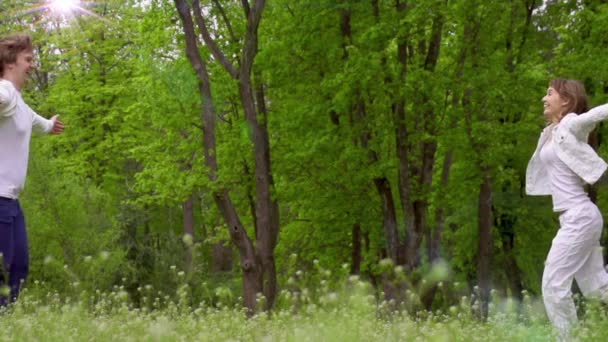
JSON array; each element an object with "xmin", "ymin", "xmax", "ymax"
[{"xmin": 526, "ymin": 78, "xmax": 608, "ymax": 337}]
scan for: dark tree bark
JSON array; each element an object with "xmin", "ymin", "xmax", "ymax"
[
  {"xmin": 459, "ymin": 6, "xmax": 493, "ymax": 319},
  {"xmin": 351, "ymin": 224, "xmax": 362, "ymax": 275},
  {"xmin": 421, "ymin": 21, "xmax": 464, "ymax": 307},
  {"xmin": 476, "ymin": 172, "xmax": 493, "ymax": 319},
  {"xmin": 182, "ymin": 195, "xmax": 195, "ymax": 271},
  {"xmin": 495, "ymin": 211, "xmax": 523, "ymax": 300},
  {"xmin": 408, "ymin": 0, "xmax": 444, "ymax": 271},
  {"xmin": 374, "ymin": 177, "xmax": 401, "ymax": 263},
  {"xmin": 174, "ymin": 0, "xmax": 263, "ymax": 315},
  {"xmin": 175, "ymin": 0, "xmax": 278, "ymax": 313},
  {"xmin": 422, "ymin": 148, "xmax": 454, "ymax": 310},
  {"xmin": 394, "ymin": 1, "xmax": 414, "ymax": 270},
  {"xmin": 498, "ymin": 0, "xmax": 539, "ymax": 301},
  {"xmin": 212, "ymin": 241, "xmax": 234, "ymax": 272},
  {"xmin": 393, "ymin": 0, "xmax": 444, "ymax": 272},
  {"xmin": 250, "ymin": 62, "xmax": 280, "ymax": 311},
  {"xmin": 342, "ymin": 3, "xmax": 401, "ymax": 271}
]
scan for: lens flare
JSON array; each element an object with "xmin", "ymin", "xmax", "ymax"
[
  {"xmin": 48, "ymin": 0, "xmax": 79, "ymax": 14},
  {"xmin": 7, "ymin": 0, "xmax": 104, "ymax": 22}
]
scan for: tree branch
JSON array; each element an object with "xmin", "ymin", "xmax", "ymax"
[
  {"xmin": 173, "ymin": 0, "xmax": 209, "ymax": 85},
  {"xmin": 192, "ymin": 0, "xmax": 239, "ymax": 79},
  {"xmin": 424, "ymin": 0, "xmax": 445, "ymax": 72},
  {"xmin": 515, "ymin": 0, "xmax": 539, "ymax": 67},
  {"xmin": 251, "ymin": 0, "xmax": 266, "ymax": 27},
  {"xmin": 241, "ymin": 0, "xmax": 266, "ymax": 75},
  {"xmin": 241, "ymin": 0, "xmax": 250, "ymax": 17},
  {"xmin": 211, "ymin": 0, "xmax": 239, "ymax": 45}
]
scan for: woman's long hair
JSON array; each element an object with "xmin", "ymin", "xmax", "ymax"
[{"xmin": 550, "ymin": 78, "xmax": 588, "ymax": 118}]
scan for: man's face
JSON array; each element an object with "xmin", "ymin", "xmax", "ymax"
[{"xmin": 6, "ymin": 50, "xmax": 35, "ymax": 85}]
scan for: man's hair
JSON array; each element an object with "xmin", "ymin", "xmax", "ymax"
[
  {"xmin": 0, "ymin": 34, "xmax": 33, "ymax": 76},
  {"xmin": 550, "ymin": 78, "xmax": 588, "ymax": 117}
]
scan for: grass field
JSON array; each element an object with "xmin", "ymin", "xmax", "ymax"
[{"xmin": 4, "ymin": 277, "xmax": 606, "ymax": 342}]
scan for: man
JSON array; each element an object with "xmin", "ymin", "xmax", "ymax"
[{"xmin": 0, "ymin": 34, "xmax": 64, "ymax": 306}]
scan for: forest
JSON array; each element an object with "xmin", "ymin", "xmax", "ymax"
[{"xmin": 1, "ymin": 0, "xmax": 608, "ymax": 340}]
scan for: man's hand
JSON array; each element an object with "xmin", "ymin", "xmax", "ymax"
[{"xmin": 50, "ymin": 115, "xmax": 64, "ymax": 135}]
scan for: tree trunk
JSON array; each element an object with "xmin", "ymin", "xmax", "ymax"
[
  {"xmin": 421, "ymin": 148, "xmax": 454, "ymax": 310},
  {"xmin": 398, "ymin": 0, "xmax": 445, "ymax": 272},
  {"xmin": 251, "ymin": 64, "xmax": 280, "ymax": 310},
  {"xmin": 392, "ymin": 1, "xmax": 413, "ymax": 271},
  {"xmin": 422, "ymin": 43, "xmax": 459, "ymax": 308},
  {"xmin": 459, "ymin": 2, "xmax": 491, "ymax": 319},
  {"xmin": 374, "ymin": 177, "xmax": 401, "ymax": 263},
  {"xmin": 191, "ymin": 0, "xmax": 278, "ymax": 311},
  {"xmin": 501, "ymin": 224, "xmax": 523, "ymax": 299},
  {"xmin": 395, "ymin": 82, "xmax": 415, "ymax": 270},
  {"xmin": 476, "ymin": 172, "xmax": 493, "ymax": 320},
  {"xmin": 182, "ymin": 195, "xmax": 195, "ymax": 271},
  {"xmin": 499, "ymin": 0, "xmax": 537, "ymax": 301},
  {"xmin": 174, "ymin": 0, "xmax": 263, "ymax": 315},
  {"xmin": 216, "ymin": 194, "xmax": 262, "ymax": 314},
  {"xmin": 341, "ymin": 4, "xmax": 401, "ymax": 266},
  {"xmin": 341, "ymin": 3, "xmax": 405, "ymax": 279},
  {"xmin": 240, "ymin": 69, "xmax": 279, "ymax": 311},
  {"xmin": 351, "ymin": 223, "xmax": 362, "ymax": 275},
  {"xmin": 212, "ymin": 241, "xmax": 234, "ymax": 272}
]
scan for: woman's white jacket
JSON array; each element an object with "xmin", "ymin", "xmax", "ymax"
[{"xmin": 526, "ymin": 104, "xmax": 608, "ymax": 195}]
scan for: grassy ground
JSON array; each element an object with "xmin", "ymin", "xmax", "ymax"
[
  {"xmin": 0, "ymin": 272, "xmax": 608, "ymax": 342},
  {"xmin": 5, "ymin": 277, "xmax": 604, "ymax": 342},
  {"xmin": 0, "ymin": 299, "xmax": 555, "ymax": 341}
]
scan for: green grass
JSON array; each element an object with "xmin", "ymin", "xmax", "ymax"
[
  {"xmin": 2, "ymin": 260, "xmax": 608, "ymax": 342},
  {"xmin": 0, "ymin": 299, "xmax": 555, "ymax": 341},
  {"xmin": 0, "ymin": 278, "xmax": 584, "ymax": 342}
]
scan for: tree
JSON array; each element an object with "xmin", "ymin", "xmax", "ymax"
[{"xmin": 174, "ymin": 0, "xmax": 280, "ymax": 313}]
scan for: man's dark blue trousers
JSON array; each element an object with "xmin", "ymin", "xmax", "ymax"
[{"xmin": 0, "ymin": 197, "xmax": 28, "ymax": 306}]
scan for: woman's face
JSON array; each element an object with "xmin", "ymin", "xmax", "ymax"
[{"xmin": 542, "ymin": 87, "xmax": 569, "ymax": 123}]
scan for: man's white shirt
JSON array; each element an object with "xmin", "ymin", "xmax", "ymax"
[{"xmin": 0, "ymin": 79, "xmax": 53, "ymax": 199}]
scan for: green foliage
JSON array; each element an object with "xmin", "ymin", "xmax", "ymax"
[{"xmin": 22, "ymin": 139, "xmax": 126, "ymax": 295}]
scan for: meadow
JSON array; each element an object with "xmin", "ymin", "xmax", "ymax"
[{"xmin": 3, "ymin": 275, "xmax": 605, "ymax": 342}]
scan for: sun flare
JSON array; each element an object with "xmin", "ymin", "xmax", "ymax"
[
  {"xmin": 48, "ymin": 0, "xmax": 79, "ymax": 14},
  {"xmin": 9, "ymin": 0, "xmax": 103, "ymax": 22}
]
